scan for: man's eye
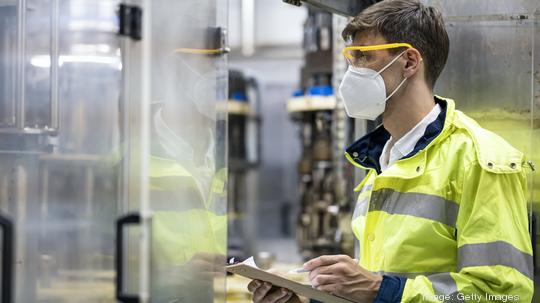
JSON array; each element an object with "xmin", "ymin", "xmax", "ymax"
[{"xmin": 352, "ymin": 50, "xmax": 365, "ymax": 59}]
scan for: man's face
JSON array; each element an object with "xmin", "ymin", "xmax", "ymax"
[{"xmin": 351, "ymin": 32, "xmax": 408, "ymax": 101}]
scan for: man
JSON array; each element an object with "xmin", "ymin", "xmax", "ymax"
[{"xmin": 248, "ymin": 0, "xmax": 534, "ymax": 302}]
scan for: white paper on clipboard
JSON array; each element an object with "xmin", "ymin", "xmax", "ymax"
[{"xmin": 225, "ymin": 257, "xmax": 358, "ymax": 303}]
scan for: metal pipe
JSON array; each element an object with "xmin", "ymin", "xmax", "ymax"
[
  {"xmin": 140, "ymin": 0, "xmax": 152, "ymax": 301},
  {"xmin": 118, "ymin": 34, "xmax": 131, "ymax": 214},
  {"xmin": 331, "ymin": 14, "xmax": 348, "ymax": 206},
  {"xmin": 16, "ymin": 0, "xmax": 27, "ymax": 129},
  {"xmin": 49, "ymin": 0, "xmax": 59, "ymax": 130},
  {"xmin": 2, "ymin": 13, "xmax": 17, "ymax": 127},
  {"xmin": 241, "ymin": 0, "xmax": 255, "ymax": 56}
]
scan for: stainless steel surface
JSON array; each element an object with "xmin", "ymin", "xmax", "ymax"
[
  {"xmin": 284, "ymin": 0, "xmax": 377, "ymax": 17},
  {"xmin": 424, "ymin": 0, "xmax": 538, "ymax": 17},
  {"xmin": 422, "ymin": 0, "xmax": 540, "ymax": 299}
]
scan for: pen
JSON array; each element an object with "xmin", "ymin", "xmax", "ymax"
[
  {"xmin": 288, "ymin": 259, "xmax": 358, "ymax": 274},
  {"xmin": 288, "ymin": 268, "xmax": 310, "ymax": 273}
]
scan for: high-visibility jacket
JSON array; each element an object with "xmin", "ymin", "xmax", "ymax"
[
  {"xmin": 150, "ymin": 155, "xmax": 227, "ymax": 303},
  {"xmin": 150, "ymin": 155, "xmax": 227, "ymax": 266},
  {"xmin": 345, "ymin": 96, "xmax": 533, "ymax": 302}
]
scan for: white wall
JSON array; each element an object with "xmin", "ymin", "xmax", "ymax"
[{"xmin": 228, "ymin": 0, "xmax": 307, "ymax": 50}]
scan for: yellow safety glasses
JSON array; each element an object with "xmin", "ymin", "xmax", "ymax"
[
  {"xmin": 174, "ymin": 47, "xmax": 230, "ymax": 56},
  {"xmin": 342, "ymin": 43, "xmax": 414, "ymax": 67}
]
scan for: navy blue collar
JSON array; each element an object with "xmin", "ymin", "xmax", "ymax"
[{"xmin": 346, "ymin": 97, "xmax": 447, "ymax": 173}]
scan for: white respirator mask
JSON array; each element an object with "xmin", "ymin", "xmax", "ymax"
[{"xmin": 338, "ymin": 50, "xmax": 408, "ymax": 120}]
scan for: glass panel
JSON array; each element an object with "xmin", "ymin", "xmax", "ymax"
[
  {"xmin": 0, "ymin": 0, "xmax": 122, "ymax": 301},
  {"xmin": 0, "ymin": 2, "xmax": 17, "ymax": 127},
  {"xmin": 35, "ymin": 1, "xmax": 122, "ymax": 301},
  {"xmin": 146, "ymin": 0, "xmax": 228, "ymax": 302},
  {"xmin": 25, "ymin": 0, "xmax": 52, "ymax": 129},
  {"xmin": 57, "ymin": 0, "xmax": 122, "ymax": 154}
]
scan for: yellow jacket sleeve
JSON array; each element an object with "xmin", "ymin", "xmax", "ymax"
[{"xmin": 401, "ymin": 161, "xmax": 533, "ymax": 302}]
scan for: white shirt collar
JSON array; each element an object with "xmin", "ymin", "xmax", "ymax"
[{"xmin": 380, "ymin": 103, "xmax": 442, "ymax": 172}]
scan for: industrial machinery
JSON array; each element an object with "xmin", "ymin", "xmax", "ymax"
[
  {"xmin": 287, "ymin": 7, "xmax": 356, "ymax": 261},
  {"xmin": 227, "ymin": 69, "xmax": 261, "ymax": 260},
  {"xmin": 0, "ymin": 0, "xmax": 228, "ymax": 302}
]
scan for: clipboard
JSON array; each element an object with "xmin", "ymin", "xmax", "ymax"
[{"xmin": 226, "ymin": 262, "xmax": 358, "ymax": 303}]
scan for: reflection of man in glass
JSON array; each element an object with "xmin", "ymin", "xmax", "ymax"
[{"xmin": 149, "ymin": 23, "xmax": 228, "ymax": 303}]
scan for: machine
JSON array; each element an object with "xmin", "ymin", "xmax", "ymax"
[
  {"xmin": 227, "ymin": 69, "xmax": 261, "ymax": 260},
  {"xmin": 287, "ymin": 7, "xmax": 356, "ymax": 261},
  {"xmin": 0, "ymin": 0, "xmax": 229, "ymax": 302}
]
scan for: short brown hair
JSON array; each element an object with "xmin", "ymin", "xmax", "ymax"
[{"xmin": 342, "ymin": 0, "xmax": 449, "ymax": 88}]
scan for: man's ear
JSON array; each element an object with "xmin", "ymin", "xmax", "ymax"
[{"xmin": 403, "ymin": 48, "xmax": 422, "ymax": 78}]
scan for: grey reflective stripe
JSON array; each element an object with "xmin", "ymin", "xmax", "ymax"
[
  {"xmin": 352, "ymin": 184, "xmax": 373, "ymax": 220},
  {"xmin": 373, "ymin": 271, "xmax": 442, "ymax": 279},
  {"xmin": 458, "ymin": 241, "xmax": 534, "ymax": 280},
  {"xmin": 429, "ymin": 273, "xmax": 464, "ymax": 303},
  {"xmin": 369, "ymin": 188, "xmax": 459, "ymax": 228},
  {"xmin": 354, "ymin": 239, "xmax": 360, "ymax": 260},
  {"xmin": 352, "ymin": 198, "xmax": 369, "ymax": 220}
]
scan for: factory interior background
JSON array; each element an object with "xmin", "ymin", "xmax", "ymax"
[{"xmin": 0, "ymin": 0, "xmax": 539, "ymax": 302}]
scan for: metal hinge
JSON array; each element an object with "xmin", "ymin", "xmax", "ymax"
[
  {"xmin": 528, "ymin": 160, "xmax": 536, "ymax": 172},
  {"xmin": 282, "ymin": 0, "xmax": 302, "ymax": 7},
  {"xmin": 207, "ymin": 27, "xmax": 230, "ymax": 55},
  {"xmin": 118, "ymin": 4, "xmax": 142, "ymax": 40}
]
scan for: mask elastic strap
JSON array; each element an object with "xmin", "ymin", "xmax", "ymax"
[
  {"xmin": 374, "ymin": 50, "xmax": 408, "ymax": 78},
  {"xmin": 385, "ymin": 76, "xmax": 407, "ymax": 101}
]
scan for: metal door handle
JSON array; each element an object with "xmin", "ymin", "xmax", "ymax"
[
  {"xmin": 0, "ymin": 214, "xmax": 13, "ymax": 303},
  {"xmin": 116, "ymin": 213, "xmax": 140, "ymax": 303}
]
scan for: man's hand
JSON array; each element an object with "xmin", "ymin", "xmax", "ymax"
[
  {"xmin": 247, "ymin": 280, "xmax": 303, "ymax": 303},
  {"xmin": 247, "ymin": 268, "xmax": 309, "ymax": 303},
  {"xmin": 303, "ymin": 254, "xmax": 382, "ymax": 302}
]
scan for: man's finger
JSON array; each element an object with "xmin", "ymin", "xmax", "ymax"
[
  {"xmin": 308, "ymin": 265, "xmax": 332, "ymax": 281},
  {"xmin": 303, "ymin": 255, "xmax": 342, "ymax": 270},
  {"xmin": 310, "ymin": 274, "xmax": 336, "ymax": 287},
  {"xmin": 260, "ymin": 288, "xmax": 288, "ymax": 303},
  {"xmin": 274, "ymin": 291, "xmax": 293, "ymax": 303},
  {"xmin": 316, "ymin": 283, "xmax": 338, "ymax": 294},
  {"xmin": 248, "ymin": 280, "xmax": 262, "ymax": 293},
  {"xmin": 252, "ymin": 282, "xmax": 273, "ymax": 302}
]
